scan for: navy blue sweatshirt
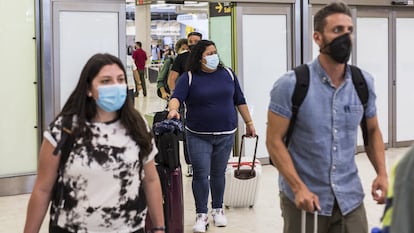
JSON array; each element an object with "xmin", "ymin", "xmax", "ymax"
[{"xmin": 172, "ymin": 67, "xmax": 246, "ymax": 133}]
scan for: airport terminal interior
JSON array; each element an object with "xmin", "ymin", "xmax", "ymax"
[
  {"xmin": 1, "ymin": 0, "xmax": 414, "ymax": 232},
  {"xmin": 0, "ymin": 82, "xmax": 411, "ymax": 232}
]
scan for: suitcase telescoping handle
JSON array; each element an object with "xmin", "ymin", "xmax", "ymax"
[
  {"xmin": 301, "ymin": 210, "xmax": 318, "ymax": 233},
  {"xmin": 235, "ymin": 135, "xmax": 259, "ymax": 180}
]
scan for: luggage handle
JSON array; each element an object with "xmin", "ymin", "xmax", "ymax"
[
  {"xmin": 301, "ymin": 210, "xmax": 318, "ymax": 233},
  {"xmin": 228, "ymin": 161, "xmax": 260, "ymax": 168},
  {"xmin": 234, "ymin": 135, "xmax": 259, "ymax": 180}
]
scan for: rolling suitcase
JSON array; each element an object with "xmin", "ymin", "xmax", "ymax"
[
  {"xmin": 145, "ymin": 119, "xmax": 184, "ymax": 233},
  {"xmin": 224, "ymin": 135, "xmax": 261, "ymax": 208},
  {"xmin": 148, "ymin": 66, "xmax": 159, "ymax": 83},
  {"xmin": 301, "ymin": 210, "xmax": 318, "ymax": 233},
  {"xmin": 145, "ymin": 166, "xmax": 184, "ymax": 233}
]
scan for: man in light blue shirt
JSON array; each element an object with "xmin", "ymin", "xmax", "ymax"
[{"xmin": 266, "ymin": 2, "xmax": 388, "ymax": 233}]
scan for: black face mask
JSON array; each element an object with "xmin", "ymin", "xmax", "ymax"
[
  {"xmin": 320, "ymin": 33, "xmax": 352, "ymax": 64},
  {"xmin": 188, "ymin": 44, "xmax": 195, "ymax": 51}
]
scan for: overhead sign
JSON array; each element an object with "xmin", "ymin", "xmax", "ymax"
[
  {"xmin": 135, "ymin": 0, "xmax": 151, "ymax": 5},
  {"xmin": 209, "ymin": 2, "xmax": 232, "ymax": 17}
]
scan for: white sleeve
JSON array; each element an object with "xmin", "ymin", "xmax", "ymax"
[{"xmin": 144, "ymin": 138, "xmax": 158, "ymax": 164}]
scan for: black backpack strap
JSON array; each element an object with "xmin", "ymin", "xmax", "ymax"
[
  {"xmin": 285, "ymin": 64, "xmax": 310, "ymax": 146},
  {"xmin": 52, "ymin": 116, "xmax": 74, "ymax": 172},
  {"xmin": 350, "ymin": 65, "xmax": 369, "ymax": 146},
  {"xmin": 50, "ymin": 116, "xmax": 74, "ymax": 225}
]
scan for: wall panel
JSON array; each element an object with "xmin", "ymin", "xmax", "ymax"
[
  {"xmin": 0, "ymin": 0, "xmax": 37, "ymax": 177},
  {"xmin": 235, "ymin": 4, "xmax": 293, "ymax": 161}
]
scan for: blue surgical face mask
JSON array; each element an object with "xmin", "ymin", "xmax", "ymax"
[
  {"xmin": 95, "ymin": 84, "xmax": 127, "ymax": 112},
  {"xmin": 204, "ymin": 54, "xmax": 219, "ymax": 70}
]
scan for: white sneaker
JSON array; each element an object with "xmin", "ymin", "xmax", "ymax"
[
  {"xmin": 186, "ymin": 164, "xmax": 193, "ymax": 177},
  {"xmin": 211, "ymin": 208, "xmax": 227, "ymax": 227},
  {"xmin": 192, "ymin": 213, "xmax": 209, "ymax": 233}
]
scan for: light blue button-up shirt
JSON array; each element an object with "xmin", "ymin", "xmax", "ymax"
[{"xmin": 268, "ymin": 57, "xmax": 377, "ymax": 216}]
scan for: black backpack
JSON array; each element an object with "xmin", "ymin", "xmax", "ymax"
[
  {"xmin": 284, "ymin": 64, "xmax": 369, "ymax": 147},
  {"xmin": 152, "ymin": 119, "xmax": 183, "ymax": 169}
]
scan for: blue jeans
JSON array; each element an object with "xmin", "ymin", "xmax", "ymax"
[{"xmin": 186, "ymin": 130, "xmax": 234, "ymax": 214}]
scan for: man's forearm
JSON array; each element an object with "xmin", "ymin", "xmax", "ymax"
[
  {"xmin": 167, "ymin": 71, "xmax": 178, "ymax": 92},
  {"xmin": 366, "ymin": 129, "xmax": 387, "ymax": 177},
  {"xmin": 267, "ymin": 140, "xmax": 306, "ymax": 194}
]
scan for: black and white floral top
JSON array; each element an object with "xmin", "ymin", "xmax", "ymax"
[{"xmin": 44, "ymin": 116, "xmax": 157, "ymax": 233}]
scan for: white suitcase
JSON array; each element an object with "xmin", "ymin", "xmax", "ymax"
[{"xmin": 224, "ymin": 135, "xmax": 261, "ymax": 208}]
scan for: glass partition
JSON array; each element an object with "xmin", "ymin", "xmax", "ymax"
[
  {"xmin": 58, "ymin": 11, "xmax": 119, "ymax": 108},
  {"xmin": 356, "ymin": 17, "xmax": 389, "ymax": 144},
  {"xmin": 396, "ymin": 17, "xmax": 414, "ymax": 142},
  {"xmin": 0, "ymin": 0, "xmax": 38, "ymax": 177},
  {"xmin": 210, "ymin": 16, "xmax": 232, "ymax": 67},
  {"xmin": 52, "ymin": 2, "xmax": 125, "ymax": 114},
  {"xmin": 236, "ymin": 4, "xmax": 292, "ymax": 160}
]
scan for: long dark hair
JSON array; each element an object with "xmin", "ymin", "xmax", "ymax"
[
  {"xmin": 57, "ymin": 53, "xmax": 152, "ymax": 177},
  {"xmin": 185, "ymin": 40, "xmax": 224, "ymax": 73}
]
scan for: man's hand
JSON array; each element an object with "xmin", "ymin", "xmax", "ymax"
[
  {"xmin": 161, "ymin": 91, "xmax": 170, "ymax": 100},
  {"xmin": 294, "ymin": 188, "xmax": 321, "ymax": 213},
  {"xmin": 371, "ymin": 175, "xmax": 388, "ymax": 204}
]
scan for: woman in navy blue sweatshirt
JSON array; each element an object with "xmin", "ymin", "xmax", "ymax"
[{"xmin": 167, "ymin": 40, "xmax": 256, "ymax": 233}]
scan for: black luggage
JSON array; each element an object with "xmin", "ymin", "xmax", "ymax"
[
  {"xmin": 152, "ymin": 118, "xmax": 182, "ymax": 169},
  {"xmin": 153, "ymin": 110, "xmax": 168, "ymax": 126},
  {"xmin": 148, "ymin": 67, "xmax": 159, "ymax": 83},
  {"xmin": 152, "ymin": 109, "xmax": 191, "ymax": 165},
  {"xmin": 155, "ymin": 130, "xmax": 180, "ymax": 169},
  {"xmin": 145, "ymin": 119, "xmax": 184, "ymax": 233}
]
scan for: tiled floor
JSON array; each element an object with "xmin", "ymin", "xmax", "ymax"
[{"xmin": 1, "ymin": 81, "xmax": 410, "ymax": 233}]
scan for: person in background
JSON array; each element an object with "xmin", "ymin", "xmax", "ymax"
[
  {"xmin": 157, "ymin": 38, "xmax": 188, "ymax": 100},
  {"xmin": 132, "ymin": 41, "xmax": 148, "ymax": 97},
  {"xmin": 390, "ymin": 146, "xmax": 414, "ymax": 233},
  {"xmin": 128, "ymin": 55, "xmax": 141, "ymax": 103},
  {"xmin": 162, "ymin": 44, "xmax": 175, "ymax": 60},
  {"xmin": 167, "ymin": 31, "xmax": 202, "ymax": 93},
  {"xmin": 167, "ymin": 40, "xmax": 256, "ymax": 233},
  {"xmin": 266, "ymin": 2, "xmax": 387, "ymax": 233},
  {"xmin": 23, "ymin": 53, "xmax": 164, "ymax": 233},
  {"xmin": 167, "ymin": 31, "xmax": 202, "ymax": 177},
  {"xmin": 151, "ymin": 44, "xmax": 161, "ymax": 63},
  {"xmin": 377, "ymin": 146, "xmax": 414, "ymax": 233}
]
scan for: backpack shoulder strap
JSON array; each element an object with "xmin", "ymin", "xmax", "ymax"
[
  {"xmin": 350, "ymin": 65, "xmax": 369, "ymax": 146},
  {"xmin": 187, "ymin": 71, "xmax": 192, "ymax": 86},
  {"xmin": 50, "ymin": 116, "xmax": 74, "ymax": 225},
  {"xmin": 52, "ymin": 116, "xmax": 74, "ymax": 172},
  {"xmin": 350, "ymin": 65, "xmax": 368, "ymax": 108},
  {"xmin": 285, "ymin": 64, "xmax": 310, "ymax": 146},
  {"xmin": 223, "ymin": 67, "xmax": 235, "ymax": 81}
]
